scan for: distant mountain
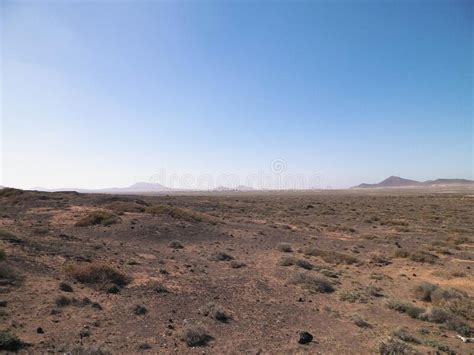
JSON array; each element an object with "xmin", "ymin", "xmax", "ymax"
[
  {"xmin": 32, "ymin": 182, "xmax": 171, "ymax": 194},
  {"xmin": 353, "ymin": 176, "xmax": 474, "ymax": 189}
]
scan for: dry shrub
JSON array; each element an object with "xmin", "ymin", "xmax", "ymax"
[
  {"xmin": 181, "ymin": 324, "xmax": 212, "ymax": 347},
  {"xmin": 379, "ymin": 337, "xmax": 417, "ymax": 355},
  {"xmin": 168, "ymin": 240, "xmax": 184, "ymax": 249},
  {"xmin": 279, "ymin": 257, "xmax": 314, "ymax": 270},
  {"xmin": 414, "ymin": 283, "xmax": 473, "ymax": 321},
  {"xmin": 75, "ymin": 211, "xmax": 119, "ymax": 227},
  {"xmin": 103, "ymin": 201, "xmax": 146, "ymax": 214},
  {"xmin": 414, "ymin": 282, "xmax": 438, "ymax": 302},
  {"xmin": 147, "ymin": 205, "xmax": 217, "ymax": 224},
  {"xmin": 393, "ymin": 249, "xmax": 438, "ymax": 264},
  {"xmin": 276, "ymin": 242, "xmax": 293, "ymax": 253},
  {"xmin": 352, "ymin": 315, "xmax": 371, "ymax": 328},
  {"xmin": 210, "ymin": 252, "xmax": 234, "ymax": 261},
  {"xmin": 199, "ymin": 302, "xmax": 231, "ymax": 322},
  {"xmin": 386, "ymin": 300, "xmax": 425, "ymax": 319},
  {"xmin": 304, "ymin": 247, "xmax": 358, "ymax": 265},
  {"xmin": 0, "ymin": 331, "xmax": 23, "ymax": 351},
  {"xmin": 230, "ymin": 260, "xmax": 246, "ymax": 268},
  {"xmin": 340, "ymin": 290, "xmax": 368, "ymax": 303},
  {"xmin": 409, "ymin": 251, "xmax": 438, "ymax": 264},
  {"xmin": 418, "ymin": 307, "xmax": 468, "ymax": 332},
  {"xmin": 66, "ymin": 263, "xmax": 130, "ymax": 289},
  {"xmin": 290, "ymin": 272, "xmax": 334, "ymax": 293},
  {"xmin": 0, "ymin": 229, "xmax": 22, "ymax": 244},
  {"xmin": 393, "ymin": 249, "xmax": 409, "ymax": 258},
  {"xmin": 392, "ymin": 327, "xmax": 421, "ymax": 344},
  {"xmin": 0, "ymin": 262, "xmax": 22, "ymax": 285}
]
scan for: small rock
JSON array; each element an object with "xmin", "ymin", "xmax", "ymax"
[
  {"xmin": 37, "ymin": 327, "xmax": 44, "ymax": 334},
  {"xmin": 0, "ymin": 301, "xmax": 7, "ymax": 307},
  {"xmin": 298, "ymin": 331, "xmax": 313, "ymax": 344}
]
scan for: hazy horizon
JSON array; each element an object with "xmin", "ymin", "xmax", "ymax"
[{"xmin": 1, "ymin": 0, "xmax": 473, "ymax": 190}]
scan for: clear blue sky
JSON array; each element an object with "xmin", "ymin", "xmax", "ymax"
[{"xmin": 1, "ymin": 0, "xmax": 472, "ymax": 189}]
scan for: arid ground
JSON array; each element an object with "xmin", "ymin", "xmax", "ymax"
[{"xmin": 0, "ymin": 187, "xmax": 473, "ymax": 354}]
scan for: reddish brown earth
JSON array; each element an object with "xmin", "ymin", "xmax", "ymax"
[{"xmin": 0, "ymin": 187, "xmax": 473, "ymax": 354}]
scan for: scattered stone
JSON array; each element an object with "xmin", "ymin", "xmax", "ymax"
[
  {"xmin": 36, "ymin": 327, "xmax": 44, "ymax": 334},
  {"xmin": 0, "ymin": 301, "xmax": 7, "ymax": 307}
]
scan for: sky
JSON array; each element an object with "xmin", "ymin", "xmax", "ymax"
[{"xmin": 1, "ymin": 0, "xmax": 473, "ymax": 189}]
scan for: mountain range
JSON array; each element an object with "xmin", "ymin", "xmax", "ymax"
[
  {"xmin": 32, "ymin": 182, "xmax": 171, "ymax": 194},
  {"xmin": 353, "ymin": 176, "xmax": 474, "ymax": 189}
]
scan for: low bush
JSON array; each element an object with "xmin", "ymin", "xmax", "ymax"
[
  {"xmin": 230, "ymin": 260, "xmax": 246, "ymax": 269},
  {"xmin": 386, "ymin": 300, "xmax": 425, "ymax": 319},
  {"xmin": 181, "ymin": 324, "xmax": 212, "ymax": 347},
  {"xmin": 66, "ymin": 263, "xmax": 130, "ymax": 289},
  {"xmin": 199, "ymin": 302, "xmax": 231, "ymax": 322},
  {"xmin": 414, "ymin": 282, "xmax": 438, "ymax": 302},
  {"xmin": 0, "ymin": 229, "xmax": 22, "ymax": 244},
  {"xmin": 147, "ymin": 205, "xmax": 217, "ymax": 224},
  {"xmin": 303, "ymin": 247, "xmax": 358, "ymax": 265},
  {"xmin": 276, "ymin": 243, "xmax": 292, "ymax": 253},
  {"xmin": 210, "ymin": 252, "xmax": 234, "ymax": 261},
  {"xmin": 290, "ymin": 272, "xmax": 334, "ymax": 293},
  {"xmin": 352, "ymin": 315, "xmax": 371, "ymax": 328},
  {"xmin": 340, "ymin": 290, "xmax": 368, "ymax": 304},
  {"xmin": 392, "ymin": 327, "xmax": 421, "ymax": 344},
  {"xmin": 0, "ymin": 262, "xmax": 22, "ymax": 285},
  {"xmin": 379, "ymin": 337, "xmax": 416, "ymax": 355},
  {"xmin": 409, "ymin": 251, "xmax": 438, "ymax": 264},
  {"xmin": 75, "ymin": 211, "xmax": 119, "ymax": 227},
  {"xmin": 168, "ymin": 240, "xmax": 184, "ymax": 249},
  {"xmin": 0, "ymin": 331, "xmax": 23, "ymax": 351}
]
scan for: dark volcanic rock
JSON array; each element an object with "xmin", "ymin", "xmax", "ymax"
[{"xmin": 298, "ymin": 331, "xmax": 313, "ymax": 344}]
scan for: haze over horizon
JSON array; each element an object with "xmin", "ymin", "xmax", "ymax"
[{"xmin": 1, "ymin": 0, "xmax": 473, "ymax": 190}]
